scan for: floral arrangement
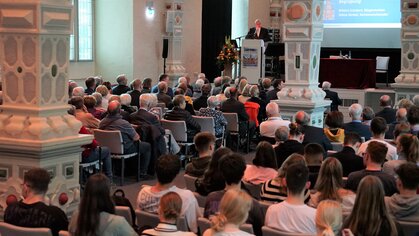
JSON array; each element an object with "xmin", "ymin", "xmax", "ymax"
[{"xmin": 216, "ymin": 36, "xmax": 239, "ymax": 67}]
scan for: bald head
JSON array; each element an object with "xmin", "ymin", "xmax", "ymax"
[
  {"xmin": 380, "ymin": 95, "xmax": 392, "ymax": 107},
  {"xmin": 396, "ymin": 108, "xmax": 408, "ymax": 123},
  {"xmin": 108, "ymin": 101, "xmax": 121, "ymax": 115},
  {"xmin": 266, "ymin": 102, "xmax": 280, "ymax": 117},
  {"xmin": 295, "ymin": 111, "xmax": 310, "ymax": 125}
]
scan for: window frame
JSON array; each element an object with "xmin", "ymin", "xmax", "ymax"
[{"xmin": 70, "ymin": 0, "xmax": 94, "ymax": 62}]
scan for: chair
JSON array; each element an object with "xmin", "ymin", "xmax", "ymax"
[
  {"xmin": 79, "ymin": 159, "xmax": 100, "ymax": 187},
  {"xmin": 160, "ymin": 119, "xmax": 194, "ymax": 156},
  {"xmin": 184, "ymin": 174, "xmax": 197, "ymax": 192},
  {"xmin": 242, "ymin": 181, "xmax": 262, "ymax": 200},
  {"xmin": 398, "ymin": 220, "xmax": 419, "ymax": 236},
  {"xmin": 135, "ymin": 209, "xmax": 188, "ymax": 231},
  {"xmin": 0, "ymin": 222, "xmax": 52, "ymax": 236},
  {"xmin": 93, "ymin": 129, "xmax": 140, "ymax": 186},
  {"xmin": 116, "ymin": 205, "xmax": 133, "ymax": 225},
  {"xmin": 376, "ymin": 56, "xmax": 390, "ymax": 87},
  {"xmin": 223, "ymin": 112, "xmax": 249, "ymax": 153},
  {"xmin": 262, "ymin": 226, "xmax": 316, "ymax": 236},
  {"xmin": 193, "ymin": 191, "xmax": 207, "ymax": 208},
  {"xmin": 331, "ymin": 142, "xmax": 343, "ymax": 152},
  {"xmin": 192, "ymin": 116, "xmax": 224, "ymax": 144},
  {"xmin": 240, "ymin": 224, "xmax": 254, "ymax": 234},
  {"xmin": 58, "ymin": 231, "xmax": 70, "ymax": 236},
  {"xmin": 259, "ymin": 200, "xmax": 272, "ymax": 217}
]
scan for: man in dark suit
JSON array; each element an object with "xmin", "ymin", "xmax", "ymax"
[
  {"xmin": 111, "ymin": 74, "xmax": 130, "ymax": 95},
  {"xmin": 193, "ymin": 83, "xmax": 211, "ymax": 111},
  {"xmin": 151, "ymin": 74, "xmax": 174, "ymax": 98},
  {"xmin": 295, "ymin": 111, "xmax": 332, "ymax": 153},
  {"xmin": 156, "ymin": 81, "xmax": 172, "ymax": 108},
  {"xmin": 343, "ymin": 103, "xmax": 372, "ymax": 141},
  {"xmin": 329, "ymin": 132, "xmax": 364, "ymax": 177},
  {"xmin": 375, "ymin": 95, "xmax": 397, "ymax": 124},
  {"xmin": 245, "ymin": 19, "xmax": 271, "ymax": 42},
  {"xmin": 266, "ymin": 79, "xmax": 283, "ymax": 102},
  {"xmin": 322, "ymin": 81, "xmax": 342, "ymax": 111},
  {"xmin": 128, "ymin": 79, "xmax": 142, "ymax": 108}
]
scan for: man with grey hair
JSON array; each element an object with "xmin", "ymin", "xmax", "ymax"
[
  {"xmin": 112, "ymin": 74, "xmax": 130, "ymax": 95},
  {"xmin": 245, "ymin": 19, "xmax": 271, "ymax": 42},
  {"xmin": 193, "ymin": 78, "xmax": 205, "ymax": 99},
  {"xmin": 128, "ymin": 78, "xmax": 142, "ymax": 108},
  {"xmin": 386, "ymin": 108, "xmax": 408, "ymax": 139},
  {"xmin": 259, "ymin": 78, "xmax": 272, "ymax": 101},
  {"xmin": 412, "ymin": 95, "xmax": 419, "ymax": 107},
  {"xmin": 199, "ymin": 96, "xmax": 228, "ymax": 138},
  {"xmin": 295, "ymin": 111, "xmax": 332, "ymax": 152},
  {"xmin": 100, "ymin": 101, "xmax": 151, "ymax": 178},
  {"xmin": 157, "ymin": 81, "xmax": 172, "ymax": 108},
  {"xmin": 273, "ymin": 126, "xmax": 289, "ymax": 148},
  {"xmin": 71, "ymin": 86, "xmax": 85, "ymax": 97},
  {"xmin": 343, "ymin": 103, "xmax": 372, "ymax": 140},
  {"xmin": 260, "ymin": 102, "xmax": 290, "ymax": 138},
  {"xmin": 212, "ymin": 76, "xmax": 223, "ymax": 96},
  {"xmin": 361, "ymin": 106, "xmax": 375, "ymax": 126},
  {"xmin": 375, "ymin": 95, "xmax": 396, "ymax": 124},
  {"xmin": 322, "ymin": 81, "xmax": 342, "ymax": 111}
]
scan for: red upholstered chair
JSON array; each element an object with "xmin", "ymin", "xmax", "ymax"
[{"xmin": 244, "ymin": 101, "xmax": 260, "ymax": 127}]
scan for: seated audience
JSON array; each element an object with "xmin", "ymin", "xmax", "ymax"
[
  {"xmin": 199, "ymin": 96, "xmax": 228, "ymax": 138},
  {"xmin": 136, "ymin": 154, "xmax": 201, "ymax": 233},
  {"xmin": 142, "ymin": 192, "xmax": 196, "ymax": 236},
  {"xmin": 102, "ymin": 81, "xmax": 113, "ymax": 93},
  {"xmin": 173, "ymin": 87, "xmax": 195, "ymax": 115},
  {"xmin": 324, "ymin": 111, "xmax": 345, "ymax": 143},
  {"xmin": 260, "ymin": 102, "xmax": 290, "ymax": 138},
  {"xmin": 329, "ymin": 132, "xmax": 364, "ymax": 177},
  {"xmin": 4, "ymin": 168, "xmax": 68, "ymax": 236},
  {"xmin": 266, "ymin": 79, "xmax": 283, "ymax": 102},
  {"xmin": 315, "ymin": 200, "xmax": 343, "ymax": 236},
  {"xmin": 204, "ymin": 153, "xmax": 264, "ymax": 236},
  {"xmin": 385, "ymin": 107, "xmax": 408, "ymax": 139},
  {"xmin": 261, "ymin": 153, "xmax": 310, "ymax": 203},
  {"xmin": 273, "ymin": 126, "xmax": 289, "ymax": 148},
  {"xmin": 385, "ymin": 162, "xmax": 419, "ymax": 222},
  {"xmin": 177, "ymin": 82, "xmax": 194, "ymax": 105},
  {"xmin": 99, "ymin": 101, "xmax": 151, "ymax": 179},
  {"xmin": 346, "ymin": 141, "xmax": 397, "ymax": 196},
  {"xmin": 100, "ymin": 95, "xmax": 130, "ymax": 121},
  {"xmin": 343, "ymin": 175, "xmax": 404, "ymax": 236},
  {"xmin": 383, "ymin": 133, "xmax": 419, "ymax": 176},
  {"xmin": 69, "ymin": 174, "xmax": 136, "ymax": 236},
  {"xmin": 185, "ymin": 132, "xmax": 216, "ymax": 177},
  {"xmin": 68, "ymin": 80, "xmax": 78, "ymax": 98},
  {"xmin": 343, "ymin": 103, "xmax": 372, "ymax": 141},
  {"xmin": 397, "ymin": 98, "xmax": 414, "ymax": 110},
  {"xmin": 238, "ymin": 84, "xmax": 251, "ymax": 104},
  {"xmin": 193, "ymin": 83, "xmax": 211, "ymax": 111},
  {"xmin": 357, "ymin": 117, "xmax": 397, "ymax": 161},
  {"xmin": 413, "ymin": 95, "xmax": 419, "ymax": 107},
  {"xmin": 407, "ymin": 105, "xmax": 419, "ymax": 135},
  {"xmin": 238, "ymin": 79, "xmax": 248, "ymax": 96},
  {"xmin": 72, "ymin": 86, "xmax": 85, "ymax": 97},
  {"xmin": 322, "ymin": 81, "xmax": 342, "ymax": 111},
  {"xmin": 304, "ymin": 143, "xmax": 324, "ymax": 188},
  {"xmin": 193, "ymin": 78, "xmax": 205, "ymax": 99},
  {"xmin": 151, "ymin": 74, "xmax": 174, "ymax": 97},
  {"xmin": 84, "ymin": 76, "xmax": 96, "ymax": 95},
  {"xmin": 112, "ymin": 74, "xmax": 130, "ymax": 95},
  {"xmin": 95, "ymin": 85, "xmax": 110, "ymax": 109},
  {"xmin": 362, "ymin": 106, "xmax": 375, "ymax": 126},
  {"xmin": 164, "ymin": 95, "xmax": 201, "ymax": 141},
  {"xmin": 274, "ymin": 123, "xmax": 305, "ymax": 168},
  {"xmin": 156, "ymin": 81, "xmax": 172, "ymax": 108},
  {"xmin": 70, "ymin": 96, "xmax": 100, "ymax": 129},
  {"xmin": 259, "ymin": 78, "xmax": 271, "ymax": 101},
  {"xmin": 128, "ymin": 78, "xmax": 142, "ymax": 108},
  {"xmin": 195, "ymin": 147, "xmax": 232, "ymax": 196},
  {"xmin": 91, "ymin": 92, "xmax": 106, "ymax": 117},
  {"xmin": 243, "ymin": 141, "xmax": 278, "ymax": 185},
  {"xmin": 265, "ymin": 163, "xmax": 316, "ymax": 234},
  {"xmin": 375, "ymin": 95, "xmax": 397, "ymax": 124},
  {"xmin": 295, "ymin": 111, "xmax": 332, "ymax": 152},
  {"xmin": 308, "ymin": 158, "xmax": 355, "ymax": 214},
  {"xmin": 84, "ymin": 95, "xmax": 103, "ymax": 120},
  {"xmin": 203, "ymin": 189, "xmax": 253, "ymax": 236},
  {"xmin": 141, "ymin": 78, "xmax": 152, "ymax": 94},
  {"xmin": 211, "ymin": 76, "xmax": 223, "ymax": 96},
  {"xmin": 120, "ymin": 93, "xmax": 136, "ymax": 114},
  {"xmin": 247, "ymin": 85, "xmax": 267, "ymax": 123},
  {"xmin": 216, "ymin": 84, "xmax": 230, "ymax": 104}
]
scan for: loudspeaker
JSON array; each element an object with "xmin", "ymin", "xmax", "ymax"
[{"xmin": 162, "ymin": 39, "xmax": 168, "ymax": 59}]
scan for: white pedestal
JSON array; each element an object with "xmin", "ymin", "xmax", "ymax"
[{"xmin": 241, "ymin": 39, "xmax": 265, "ymax": 84}]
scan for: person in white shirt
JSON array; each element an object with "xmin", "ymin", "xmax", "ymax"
[
  {"xmin": 357, "ymin": 117, "xmax": 398, "ymax": 161},
  {"xmin": 136, "ymin": 154, "xmax": 201, "ymax": 233},
  {"xmin": 265, "ymin": 163, "xmax": 317, "ymax": 234},
  {"xmin": 260, "ymin": 102, "xmax": 290, "ymax": 138}
]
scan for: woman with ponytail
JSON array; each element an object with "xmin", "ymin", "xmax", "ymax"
[
  {"xmin": 316, "ymin": 200, "xmax": 342, "ymax": 236},
  {"xmin": 203, "ymin": 189, "xmax": 253, "ymax": 236},
  {"xmin": 384, "ymin": 133, "xmax": 419, "ymax": 176}
]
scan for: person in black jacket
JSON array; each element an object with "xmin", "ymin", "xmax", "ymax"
[
  {"xmin": 295, "ymin": 111, "xmax": 332, "ymax": 153},
  {"xmin": 111, "ymin": 74, "xmax": 130, "ymax": 95},
  {"xmin": 128, "ymin": 78, "xmax": 142, "ymax": 108},
  {"xmin": 329, "ymin": 132, "xmax": 364, "ymax": 177},
  {"xmin": 245, "ymin": 19, "xmax": 271, "ymax": 42},
  {"xmin": 375, "ymin": 95, "xmax": 397, "ymax": 124},
  {"xmin": 343, "ymin": 103, "xmax": 372, "ymax": 141},
  {"xmin": 193, "ymin": 83, "xmax": 211, "ymax": 111},
  {"xmin": 164, "ymin": 95, "xmax": 201, "ymax": 142},
  {"xmin": 322, "ymin": 81, "xmax": 342, "ymax": 112}
]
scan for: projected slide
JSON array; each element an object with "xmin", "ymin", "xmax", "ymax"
[{"xmin": 323, "ymin": 0, "xmax": 401, "ymax": 28}]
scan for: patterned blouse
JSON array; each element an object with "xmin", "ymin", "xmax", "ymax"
[{"xmin": 199, "ymin": 107, "xmax": 228, "ymax": 137}]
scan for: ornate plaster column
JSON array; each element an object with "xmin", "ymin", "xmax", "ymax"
[
  {"xmin": 164, "ymin": 0, "xmax": 186, "ymax": 83},
  {"xmin": 275, "ymin": 0, "xmax": 330, "ymax": 127},
  {"xmin": 0, "ymin": 0, "xmax": 91, "ymax": 216},
  {"xmin": 392, "ymin": 1, "xmax": 419, "ymax": 101}
]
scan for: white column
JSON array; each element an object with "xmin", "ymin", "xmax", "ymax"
[
  {"xmin": 0, "ymin": 0, "xmax": 91, "ymax": 216},
  {"xmin": 392, "ymin": 1, "xmax": 419, "ymax": 102},
  {"xmin": 275, "ymin": 0, "xmax": 330, "ymax": 127}
]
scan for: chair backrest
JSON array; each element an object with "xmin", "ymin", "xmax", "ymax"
[
  {"xmin": 398, "ymin": 220, "xmax": 419, "ymax": 236},
  {"xmin": 193, "ymin": 116, "xmax": 216, "ymax": 135},
  {"xmin": 198, "ymin": 217, "xmax": 211, "ymax": 233},
  {"xmin": 150, "ymin": 107, "xmax": 163, "ymax": 120},
  {"xmin": 262, "ymin": 226, "xmax": 316, "ymax": 236},
  {"xmin": 115, "ymin": 206, "xmax": 133, "ymax": 225},
  {"xmin": 239, "ymin": 224, "xmax": 254, "ymax": 234},
  {"xmin": 376, "ymin": 56, "xmax": 390, "ymax": 71},
  {"xmin": 242, "ymin": 181, "xmax": 262, "ymax": 200},
  {"xmin": 223, "ymin": 112, "xmax": 239, "ymax": 133},
  {"xmin": 135, "ymin": 209, "xmax": 188, "ymax": 231},
  {"xmin": 156, "ymin": 102, "xmax": 166, "ymax": 108},
  {"xmin": 331, "ymin": 142, "xmax": 343, "ymax": 152},
  {"xmin": 259, "ymin": 200, "xmax": 272, "ymax": 217},
  {"xmin": 0, "ymin": 222, "xmax": 52, "ymax": 236},
  {"xmin": 93, "ymin": 129, "xmax": 124, "ymax": 154},
  {"xmin": 193, "ymin": 191, "xmax": 207, "ymax": 208},
  {"xmin": 160, "ymin": 119, "xmax": 188, "ymax": 142},
  {"xmin": 184, "ymin": 174, "xmax": 198, "ymax": 192},
  {"xmin": 244, "ymin": 101, "xmax": 260, "ymax": 127},
  {"xmin": 58, "ymin": 231, "xmax": 70, "ymax": 236}
]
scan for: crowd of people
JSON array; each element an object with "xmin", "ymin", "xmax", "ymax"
[{"xmin": 2, "ymin": 73, "xmax": 419, "ymax": 236}]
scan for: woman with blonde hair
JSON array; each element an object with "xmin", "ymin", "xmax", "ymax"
[
  {"xmin": 316, "ymin": 200, "xmax": 342, "ymax": 236},
  {"xmin": 308, "ymin": 157, "xmax": 355, "ymax": 214},
  {"xmin": 260, "ymin": 153, "xmax": 310, "ymax": 203},
  {"xmin": 384, "ymin": 133, "xmax": 419, "ymax": 176},
  {"xmin": 342, "ymin": 175, "xmax": 404, "ymax": 236},
  {"xmin": 203, "ymin": 189, "xmax": 253, "ymax": 236}
]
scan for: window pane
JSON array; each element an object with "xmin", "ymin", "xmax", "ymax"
[
  {"xmin": 78, "ymin": 0, "xmax": 93, "ymax": 60},
  {"xmin": 69, "ymin": 34, "xmax": 75, "ymax": 61}
]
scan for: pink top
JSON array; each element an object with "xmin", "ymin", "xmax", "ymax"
[{"xmin": 243, "ymin": 164, "xmax": 278, "ymax": 185}]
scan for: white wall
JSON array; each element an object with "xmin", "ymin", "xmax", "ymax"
[
  {"xmin": 232, "ymin": 0, "xmax": 249, "ymax": 40},
  {"xmin": 248, "ymin": 0, "xmax": 270, "ymax": 29},
  {"xmin": 68, "ymin": 62, "xmax": 95, "ymax": 83}
]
